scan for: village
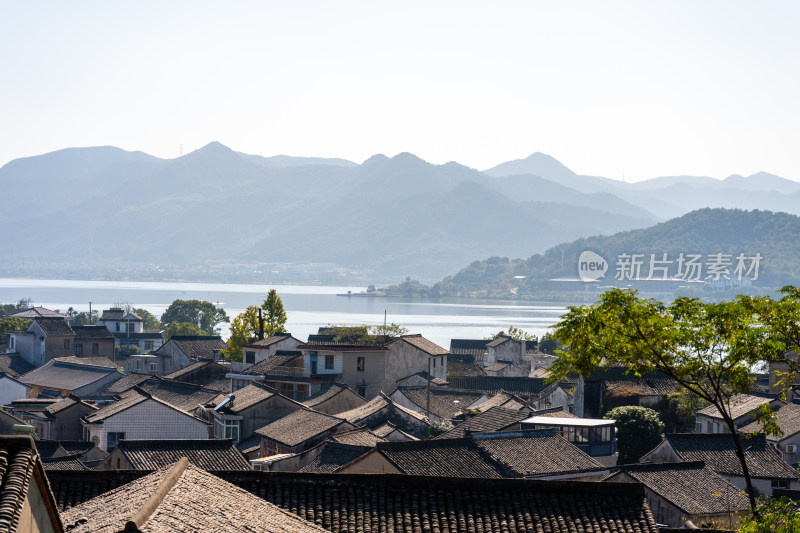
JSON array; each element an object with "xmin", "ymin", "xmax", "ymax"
[{"xmin": 1, "ymin": 300, "xmax": 799, "ymax": 532}]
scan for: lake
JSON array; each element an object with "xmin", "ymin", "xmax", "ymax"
[{"xmin": 0, "ymin": 278, "xmax": 571, "ymax": 347}]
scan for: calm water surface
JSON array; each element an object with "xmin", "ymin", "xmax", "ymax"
[{"xmin": 0, "ymin": 278, "xmax": 572, "ymax": 347}]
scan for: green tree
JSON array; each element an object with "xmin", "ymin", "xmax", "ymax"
[
  {"xmin": 549, "ymin": 287, "xmax": 797, "ymax": 514},
  {"xmin": 490, "ymin": 325, "xmax": 538, "ymax": 345},
  {"xmin": 324, "ymin": 323, "xmax": 408, "ymax": 345},
  {"xmin": 165, "ymin": 321, "xmax": 209, "ymax": 339},
  {"xmin": 225, "ymin": 306, "xmax": 260, "ymax": 362},
  {"xmin": 68, "ymin": 310, "xmax": 98, "ymax": 326},
  {"xmin": 538, "ymin": 332, "xmax": 561, "ymax": 354},
  {"xmin": 604, "ymin": 406, "xmax": 664, "ymax": 464},
  {"xmin": 737, "ymin": 497, "xmax": 800, "ymax": 532},
  {"xmin": 115, "ymin": 344, "xmax": 141, "ymax": 357},
  {"xmin": 0, "ymin": 299, "xmax": 31, "ymax": 315},
  {"xmin": 0, "ymin": 317, "xmax": 31, "ymax": 335},
  {"xmin": 133, "ymin": 308, "xmax": 161, "ymax": 330},
  {"xmin": 262, "ymin": 289, "xmax": 287, "ymax": 337},
  {"xmin": 161, "ymin": 300, "xmax": 229, "ymax": 335}
]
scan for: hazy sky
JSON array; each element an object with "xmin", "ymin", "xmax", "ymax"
[{"xmin": 3, "ymin": 1, "xmax": 799, "ymax": 181}]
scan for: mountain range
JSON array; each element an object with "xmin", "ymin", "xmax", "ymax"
[{"xmin": 2, "ymin": 143, "xmax": 798, "ymax": 282}]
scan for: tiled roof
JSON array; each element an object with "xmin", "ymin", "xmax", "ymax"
[
  {"xmin": 397, "ymin": 335, "xmax": 449, "ymax": 355},
  {"xmin": 484, "ymin": 362, "xmax": 509, "ymax": 372},
  {"xmin": 587, "ymin": 367, "xmax": 678, "ymax": 396},
  {"xmin": 220, "ymin": 472, "xmax": 660, "ymax": 533},
  {"xmin": 59, "ymin": 441, "xmax": 103, "ymax": 457},
  {"xmin": 740, "ymin": 402, "xmax": 800, "ymax": 439},
  {"xmin": 376, "ymin": 439, "xmax": 506, "ymax": 478},
  {"xmin": 371, "ymin": 422, "xmax": 418, "ymax": 441},
  {"xmin": 0, "ymin": 435, "xmax": 63, "ymax": 532},
  {"xmin": 53, "ymin": 355, "xmax": 120, "ymax": 369},
  {"xmin": 84, "ymin": 388, "xmax": 151, "ymax": 422},
  {"xmin": 44, "ymin": 396, "xmax": 95, "ymax": 416},
  {"xmin": 209, "ymin": 382, "xmax": 280, "ymax": 413},
  {"xmin": 34, "ymin": 317, "xmax": 74, "ymax": 336},
  {"xmin": 10, "ymin": 306, "xmax": 65, "ymax": 318},
  {"xmin": 446, "ymin": 376, "xmax": 549, "ymax": 396},
  {"xmin": 330, "ymin": 427, "xmax": 386, "ymax": 447},
  {"xmin": 47, "ymin": 470, "xmax": 150, "ymax": 510},
  {"xmin": 697, "ymin": 393, "xmax": 773, "ymax": 421},
  {"xmin": 72, "ymin": 325, "xmax": 115, "ymax": 341},
  {"xmin": 165, "ymin": 336, "xmax": 227, "ymax": 360},
  {"xmin": 395, "ymin": 371, "xmax": 449, "ymax": 387},
  {"xmin": 446, "ymin": 354, "xmax": 486, "ymax": 376},
  {"xmin": 20, "ymin": 358, "xmax": 120, "ymax": 390},
  {"xmin": 336, "ymin": 393, "xmax": 429, "ymax": 426},
  {"xmin": 0, "ymin": 354, "xmax": 35, "ymax": 379},
  {"xmin": 104, "ymin": 372, "xmax": 152, "ymax": 393},
  {"xmin": 487, "ymin": 335, "xmax": 512, "ymax": 348},
  {"xmin": 533, "ymin": 407, "xmax": 580, "ymax": 418},
  {"xmin": 163, "ymin": 360, "xmax": 229, "ymax": 390},
  {"xmin": 475, "ymin": 390, "xmax": 531, "ymax": 412},
  {"xmin": 111, "ymin": 439, "xmax": 250, "ymax": 471},
  {"xmin": 99, "ymin": 308, "xmax": 125, "ymax": 320},
  {"xmin": 449, "ymin": 339, "xmax": 489, "ymax": 353},
  {"xmin": 473, "ymin": 431, "xmax": 604, "ymax": 476},
  {"xmin": 395, "ymin": 387, "xmax": 485, "ymax": 419},
  {"xmin": 297, "ymin": 442, "xmax": 373, "ymax": 474},
  {"xmin": 435, "ymin": 406, "xmax": 530, "ymax": 439},
  {"xmin": 659, "ymin": 433, "xmax": 799, "ymax": 479},
  {"xmin": 42, "ymin": 454, "xmax": 88, "ymax": 471},
  {"xmin": 302, "ymin": 382, "xmax": 363, "ymax": 409},
  {"xmin": 136, "ymin": 377, "xmax": 221, "ymax": 412},
  {"xmin": 33, "ymin": 439, "xmax": 64, "ymax": 459},
  {"xmin": 241, "ymin": 352, "xmax": 302, "ymax": 376},
  {"xmin": 605, "ymin": 461, "xmax": 750, "ymax": 516},
  {"xmin": 256, "ymin": 409, "xmax": 348, "ymax": 447},
  {"xmin": 60, "ymin": 460, "xmax": 327, "ymax": 532},
  {"xmin": 245, "ymin": 334, "xmax": 297, "ymax": 348}
]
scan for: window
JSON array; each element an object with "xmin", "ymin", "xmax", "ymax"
[
  {"xmin": 116, "ymin": 323, "xmax": 120, "ymax": 332},
  {"xmin": 126, "ymin": 322, "xmax": 135, "ymax": 333},
  {"xmin": 214, "ymin": 417, "xmax": 240, "ymax": 442},
  {"xmin": 150, "ymin": 362, "xmax": 158, "ymax": 371},
  {"xmin": 9, "ymin": 337, "xmax": 14, "ymax": 350},
  {"xmin": 74, "ymin": 343, "xmax": 83, "ymax": 355},
  {"xmin": 357, "ymin": 357, "xmax": 365, "ymax": 371},
  {"xmin": 772, "ymin": 479, "xmax": 790, "ymax": 489},
  {"xmin": 695, "ymin": 421, "xmax": 703, "ymax": 433},
  {"xmin": 92, "ymin": 343, "xmax": 99, "ymax": 355},
  {"xmin": 144, "ymin": 341, "xmax": 154, "ymax": 351},
  {"xmin": 245, "ymin": 351, "xmax": 256, "ymax": 364},
  {"xmin": 107, "ymin": 432, "xmax": 125, "ymax": 451},
  {"xmin": 63, "ymin": 339, "xmax": 70, "ymax": 351},
  {"xmin": 325, "ymin": 355, "xmax": 334, "ymax": 370},
  {"xmin": 357, "ymin": 386, "xmax": 367, "ymax": 398},
  {"xmin": 433, "ymin": 358, "xmax": 436, "ymax": 368}
]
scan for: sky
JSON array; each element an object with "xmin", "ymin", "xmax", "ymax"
[{"xmin": 2, "ymin": 1, "xmax": 799, "ymax": 182}]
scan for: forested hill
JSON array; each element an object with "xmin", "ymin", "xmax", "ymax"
[{"xmin": 431, "ymin": 209, "xmax": 800, "ymax": 297}]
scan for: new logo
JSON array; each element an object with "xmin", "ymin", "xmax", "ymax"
[{"xmin": 578, "ymin": 251, "xmax": 608, "ymax": 282}]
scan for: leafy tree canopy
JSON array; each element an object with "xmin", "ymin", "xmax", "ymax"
[
  {"xmin": 0, "ymin": 316, "xmax": 31, "ymax": 335},
  {"xmin": 737, "ymin": 497, "xmax": 800, "ymax": 533},
  {"xmin": 604, "ymin": 406, "xmax": 664, "ymax": 464},
  {"xmin": 0, "ymin": 299, "xmax": 32, "ymax": 316},
  {"xmin": 489, "ymin": 325, "xmax": 538, "ymax": 345},
  {"xmin": 323, "ymin": 323, "xmax": 408, "ymax": 345},
  {"xmin": 550, "ymin": 287, "xmax": 800, "ymax": 514},
  {"xmin": 165, "ymin": 321, "xmax": 209, "ymax": 339},
  {"xmin": 224, "ymin": 289, "xmax": 288, "ymax": 362},
  {"xmin": 133, "ymin": 308, "xmax": 161, "ymax": 330},
  {"xmin": 161, "ymin": 299, "xmax": 229, "ymax": 335},
  {"xmin": 538, "ymin": 332, "xmax": 561, "ymax": 354}
]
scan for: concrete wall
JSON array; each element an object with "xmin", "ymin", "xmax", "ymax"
[
  {"xmin": 236, "ymin": 395, "xmax": 303, "ymax": 439},
  {"xmin": 8, "ymin": 333, "xmax": 36, "ymax": 366},
  {"xmin": 86, "ymin": 398, "xmax": 210, "ymax": 451},
  {"xmin": 50, "ymin": 402, "xmax": 97, "ymax": 441},
  {"xmin": 17, "ymin": 477, "xmax": 59, "ymax": 533},
  {"xmin": 385, "ymin": 340, "xmax": 446, "ymax": 394},
  {"xmin": 339, "ymin": 450, "xmax": 402, "ymax": 474},
  {"xmin": 340, "ymin": 351, "xmax": 386, "ymax": 399},
  {"xmin": 487, "ymin": 338, "xmax": 525, "ymax": 366},
  {"xmin": 0, "ymin": 376, "xmax": 30, "ymax": 405},
  {"xmin": 309, "ymin": 388, "xmax": 366, "ymax": 415}
]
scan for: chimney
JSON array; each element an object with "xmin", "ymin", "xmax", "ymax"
[{"xmin": 258, "ymin": 308, "xmax": 264, "ymax": 340}]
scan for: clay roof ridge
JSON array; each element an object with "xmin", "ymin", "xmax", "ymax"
[{"xmin": 124, "ymin": 457, "xmax": 190, "ymax": 531}]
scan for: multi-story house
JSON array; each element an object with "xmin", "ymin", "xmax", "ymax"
[{"xmin": 97, "ymin": 308, "xmax": 165, "ymax": 353}]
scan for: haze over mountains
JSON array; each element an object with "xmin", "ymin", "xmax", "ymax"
[{"xmin": 2, "ymin": 143, "xmax": 798, "ymax": 282}]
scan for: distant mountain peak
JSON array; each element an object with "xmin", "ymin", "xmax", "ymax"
[
  {"xmin": 194, "ymin": 141, "xmax": 233, "ymax": 154},
  {"xmin": 483, "ymin": 151, "xmax": 577, "ymax": 181}
]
